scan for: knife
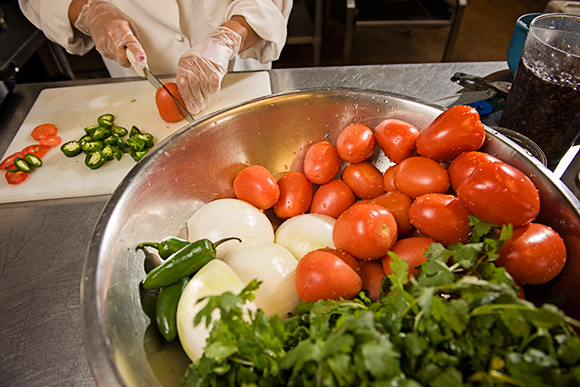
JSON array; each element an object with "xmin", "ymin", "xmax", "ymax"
[{"xmin": 126, "ymin": 49, "xmax": 195, "ymax": 123}]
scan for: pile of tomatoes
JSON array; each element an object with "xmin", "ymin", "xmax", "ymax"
[
  {"xmin": 231, "ymin": 105, "xmax": 567, "ymax": 303},
  {"xmin": 0, "ymin": 123, "xmax": 62, "ymax": 185}
]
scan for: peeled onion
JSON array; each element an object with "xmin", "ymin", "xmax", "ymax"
[
  {"xmin": 223, "ymin": 242, "xmax": 299, "ymax": 317},
  {"xmin": 187, "ymin": 198, "xmax": 274, "ymax": 259},
  {"xmin": 274, "ymin": 213, "xmax": 336, "ymax": 260},
  {"xmin": 176, "ymin": 259, "xmax": 256, "ymax": 361}
]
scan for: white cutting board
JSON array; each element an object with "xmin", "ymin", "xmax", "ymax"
[{"xmin": 0, "ymin": 71, "xmax": 271, "ymax": 204}]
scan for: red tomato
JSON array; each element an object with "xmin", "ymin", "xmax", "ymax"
[
  {"xmin": 31, "ymin": 123, "xmax": 58, "ymax": 141},
  {"xmin": 382, "ymin": 236, "xmax": 436, "ymax": 277},
  {"xmin": 358, "ymin": 260, "xmax": 386, "ymax": 300},
  {"xmin": 318, "ymin": 247, "xmax": 360, "ymax": 274},
  {"xmin": 368, "ymin": 191, "xmax": 413, "ymax": 235},
  {"xmin": 38, "ymin": 135, "xmax": 62, "ymax": 147},
  {"xmin": 303, "ymin": 141, "xmax": 341, "ymax": 184},
  {"xmin": 456, "ymin": 162, "xmax": 540, "ymax": 227},
  {"xmin": 333, "ymin": 203, "xmax": 398, "ymax": 260},
  {"xmin": 409, "ymin": 193, "xmax": 472, "ymax": 246},
  {"xmin": 448, "ymin": 151, "xmax": 502, "ymax": 192},
  {"xmin": 21, "ymin": 144, "xmax": 50, "ymax": 159},
  {"xmin": 273, "ymin": 172, "xmax": 313, "ymax": 219},
  {"xmin": 496, "ymin": 223, "xmax": 566, "ymax": 285},
  {"xmin": 155, "ymin": 82, "xmax": 187, "ymax": 123},
  {"xmin": 0, "ymin": 151, "xmax": 25, "ymax": 170},
  {"xmin": 341, "ymin": 161, "xmax": 385, "ymax": 199},
  {"xmin": 295, "ymin": 249, "xmax": 362, "ymax": 302},
  {"xmin": 416, "ymin": 105, "xmax": 486, "ymax": 162},
  {"xmin": 233, "ymin": 165, "xmax": 280, "ymax": 209},
  {"xmin": 393, "ymin": 156, "xmax": 450, "ymax": 199},
  {"xmin": 383, "ymin": 165, "xmax": 398, "ymax": 192},
  {"xmin": 310, "ymin": 179, "xmax": 356, "ymax": 218},
  {"xmin": 336, "ymin": 123, "xmax": 376, "ymax": 163},
  {"xmin": 375, "ymin": 118, "xmax": 420, "ymax": 164},
  {"xmin": 5, "ymin": 170, "xmax": 29, "ymax": 185}
]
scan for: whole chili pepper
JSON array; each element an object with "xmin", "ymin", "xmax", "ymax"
[
  {"xmin": 156, "ymin": 276, "xmax": 189, "ymax": 341},
  {"xmin": 142, "ymin": 236, "xmax": 241, "ymax": 289},
  {"xmin": 140, "ymin": 236, "xmax": 190, "ymax": 260}
]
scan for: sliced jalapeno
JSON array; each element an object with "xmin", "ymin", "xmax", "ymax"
[
  {"xmin": 97, "ymin": 113, "xmax": 114, "ymax": 129},
  {"xmin": 84, "ymin": 124, "xmax": 100, "ymax": 136},
  {"xmin": 91, "ymin": 126, "xmax": 112, "ymax": 141},
  {"xmin": 82, "ymin": 140, "xmax": 104, "ymax": 153},
  {"xmin": 61, "ymin": 141, "xmax": 82, "ymax": 157},
  {"xmin": 85, "ymin": 150, "xmax": 107, "ymax": 169},
  {"xmin": 24, "ymin": 153, "xmax": 43, "ymax": 167},
  {"xmin": 111, "ymin": 126, "xmax": 128, "ymax": 137},
  {"xmin": 111, "ymin": 145, "xmax": 122, "ymax": 161},
  {"xmin": 129, "ymin": 125, "xmax": 142, "ymax": 137},
  {"xmin": 14, "ymin": 157, "xmax": 31, "ymax": 172},
  {"xmin": 103, "ymin": 135, "xmax": 119, "ymax": 146},
  {"xmin": 78, "ymin": 134, "xmax": 92, "ymax": 145},
  {"xmin": 128, "ymin": 136, "xmax": 146, "ymax": 151},
  {"xmin": 102, "ymin": 145, "xmax": 115, "ymax": 161},
  {"xmin": 131, "ymin": 149, "xmax": 148, "ymax": 162},
  {"xmin": 136, "ymin": 133, "xmax": 154, "ymax": 149},
  {"xmin": 116, "ymin": 138, "xmax": 131, "ymax": 153}
]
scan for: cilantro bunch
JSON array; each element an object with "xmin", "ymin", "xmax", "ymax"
[{"xmin": 180, "ymin": 218, "xmax": 580, "ymax": 387}]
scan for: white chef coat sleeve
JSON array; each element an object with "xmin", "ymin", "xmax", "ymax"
[
  {"xmin": 18, "ymin": 0, "xmax": 95, "ymax": 55},
  {"xmin": 225, "ymin": 0, "xmax": 292, "ymax": 64}
]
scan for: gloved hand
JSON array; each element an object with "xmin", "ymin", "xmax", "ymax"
[
  {"xmin": 75, "ymin": 0, "xmax": 146, "ymax": 68},
  {"xmin": 176, "ymin": 26, "xmax": 242, "ymax": 114}
]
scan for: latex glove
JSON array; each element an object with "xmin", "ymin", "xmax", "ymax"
[
  {"xmin": 75, "ymin": 0, "xmax": 146, "ymax": 68},
  {"xmin": 176, "ymin": 26, "xmax": 242, "ymax": 114}
]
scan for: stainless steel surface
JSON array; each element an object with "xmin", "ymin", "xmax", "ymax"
[
  {"xmin": 84, "ymin": 87, "xmax": 580, "ymax": 387},
  {"xmin": 1, "ymin": 61, "xmax": 525, "ymax": 387}
]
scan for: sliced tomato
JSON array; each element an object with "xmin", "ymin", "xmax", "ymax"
[
  {"xmin": 31, "ymin": 123, "xmax": 58, "ymax": 141},
  {"xmin": 5, "ymin": 170, "xmax": 29, "ymax": 185},
  {"xmin": 38, "ymin": 135, "xmax": 62, "ymax": 147},
  {"xmin": 21, "ymin": 144, "xmax": 50, "ymax": 158},
  {"xmin": 0, "ymin": 151, "xmax": 25, "ymax": 170}
]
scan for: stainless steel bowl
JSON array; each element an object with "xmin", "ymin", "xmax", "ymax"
[{"xmin": 81, "ymin": 88, "xmax": 580, "ymax": 387}]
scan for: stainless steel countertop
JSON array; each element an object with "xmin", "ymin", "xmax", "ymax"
[{"xmin": 0, "ymin": 61, "xmax": 513, "ymax": 387}]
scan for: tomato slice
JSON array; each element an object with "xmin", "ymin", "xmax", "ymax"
[
  {"xmin": 5, "ymin": 170, "xmax": 29, "ymax": 185},
  {"xmin": 31, "ymin": 123, "xmax": 58, "ymax": 141},
  {"xmin": 0, "ymin": 151, "xmax": 25, "ymax": 170},
  {"xmin": 38, "ymin": 135, "xmax": 62, "ymax": 147},
  {"xmin": 21, "ymin": 144, "xmax": 50, "ymax": 158}
]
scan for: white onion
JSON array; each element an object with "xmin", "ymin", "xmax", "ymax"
[
  {"xmin": 274, "ymin": 213, "xmax": 336, "ymax": 260},
  {"xmin": 187, "ymin": 198, "xmax": 274, "ymax": 259},
  {"xmin": 223, "ymin": 242, "xmax": 299, "ymax": 317},
  {"xmin": 176, "ymin": 259, "xmax": 256, "ymax": 361}
]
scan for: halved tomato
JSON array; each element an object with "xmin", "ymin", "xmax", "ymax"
[
  {"xmin": 21, "ymin": 144, "xmax": 50, "ymax": 158},
  {"xmin": 5, "ymin": 170, "xmax": 29, "ymax": 185},
  {"xmin": 31, "ymin": 123, "xmax": 58, "ymax": 141},
  {"xmin": 38, "ymin": 135, "xmax": 62, "ymax": 147},
  {"xmin": 0, "ymin": 151, "xmax": 25, "ymax": 170}
]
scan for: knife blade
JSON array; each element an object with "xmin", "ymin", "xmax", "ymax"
[{"xmin": 126, "ymin": 49, "xmax": 195, "ymax": 123}]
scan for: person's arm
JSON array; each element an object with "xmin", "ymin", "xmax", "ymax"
[
  {"xmin": 221, "ymin": 15, "xmax": 262, "ymax": 53},
  {"xmin": 68, "ymin": 0, "xmax": 88, "ymax": 26}
]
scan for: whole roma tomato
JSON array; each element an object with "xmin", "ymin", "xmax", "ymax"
[
  {"xmin": 295, "ymin": 249, "xmax": 362, "ymax": 302},
  {"xmin": 333, "ymin": 203, "xmax": 398, "ymax": 260},
  {"xmin": 303, "ymin": 141, "xmax": 341, "ymax": 184},
  {"xmin": 456, "ymin": 162, "xmax": 540, "ymax": 227},
  {"xmin": 155, "ymin": 82, "xmax": 187, "ymax": 123},
  {"xmin": 382, "ymin": 236, "xmax": 436, "ymax": 277},
  {"xmin": 273, "ymin": 172, "xmax": 313, "ymax": 219},
  {"xmin": 233, "ymin": 165, "xmax": 280, "ymax": 209},
  {"xmin": 409, "ymin": 193, "xmax": 472, "ymax": 246},
  {"xmin": 336, "ymin": 123, "xmax": 376, "ymax": 163},
  {"xmin": 341, "ymin": 161, "xmax": 385, "ymax": 199},
  {"xmin": 448, "ymin": 151, "xmax": 502, "ymax": 192},
  {"xmin": 310, "ymin": 179, "xmax": 356, "ymax": 218},
  {"xmin": 358, "ymin": 260, "xmax": 386, "ymax": 300},
  {"xmin": 393, "ymin": 156, "xmax": 449, "ymax": 199},
  {"xmin": 496, "ymin": 223, "xmax": 566, "ymax": 284},
  {"xmin": 318, "ymin": 247, "xmax": 360, "ymax": 274},
  {"xmin": 368, "ymin": 191, "xmax": 413, "ymax": 235},
  {"xmin": 375, "ymin": 118, "xmax": 420, "ymax": 164},
  {"xmin": 382, "ymin": 164, "xmax": 398, "ymax": 192},
  {"xmin": 416, "ymin": 105, "xmax": 485, "ymax": 162}
]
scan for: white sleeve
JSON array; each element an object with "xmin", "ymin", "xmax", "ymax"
[
  {"xmin": 225, "ymin": 0, "xmax": 292, "ymax": 63},
  {"xmin": 18, "ymin": 0, "xmax": 95, "ymax": 55}
]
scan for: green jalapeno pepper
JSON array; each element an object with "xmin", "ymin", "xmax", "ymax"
[
  {"xmin": 131, "ymin": 149, "xmax": 148, "ymax": 162},
  {"xmin": 136, "ymin": 133, "xmax": 155, "ymax": 149},
  {"xmin": 91, "ymin": 126, "xmax": 112, "ymax": 141},
  {"xmin": 111, "ymin": 125, "xmax": 128, "ymax": 137},
  {"xmin": 142, "ymin": 237, "xmax": 241, "ymax": 289},
  {"xmin": 129, "ymin": 125, "xmax": 142, "ymax": 137},
  {"xmin": 97, "ymin": 113, "xmax": 114, "ymax": 129},
  {"xmin": 14, "ymin": 157, "xmax": 31, "ymax": 172},
  {"xmin": 101, "ymin": 145, "xmax": 115, "ymax": 161},
  {"xmin": 156, "ymin": 276, "xmax": 189, "ymax": 341},
  {"xmin": 85, "ymin": 150, "xmax": 107, "ymax": 169},
  {"xmin": 61, "ymin": 141, "xmax": 82, "ymax": 157},
  {"xmin": 24, "ymin": 153, "xmax": 42, "ymax": 168},
  {"xmin": 84, "ymin": 124, "xmax": 100, "ymax": 136},
  {"xmin": 82, "ymin": 140, "xmax": 104, "ymax": 153},
  {"xmin": 140, "ymin": 236, "xmax": 190, "ymax": 260}
]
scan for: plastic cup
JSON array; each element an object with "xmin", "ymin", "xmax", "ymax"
[{"xmin": 499, "ymin": 13, "xmax": 580, "ymax": 166}]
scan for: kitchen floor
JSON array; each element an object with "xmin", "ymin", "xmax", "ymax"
[{"xmin": 16, "ymin": 0, "xmax": 550, "ymax": 81}]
